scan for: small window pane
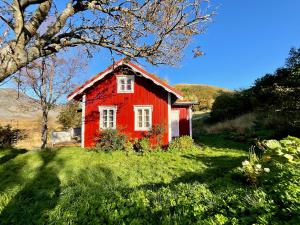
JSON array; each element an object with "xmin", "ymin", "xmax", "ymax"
[{"xmin": 127, "ymin": 79, "xmax": 132, "ymax": 90}]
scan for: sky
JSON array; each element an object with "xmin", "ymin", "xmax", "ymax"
[
  {"xmin": 2, "ymin": 0, "xmax": 300, "ymax": 92},
  {"xmin": 83, "ymin": 0, "xmax": 300, "ymax": 90}
]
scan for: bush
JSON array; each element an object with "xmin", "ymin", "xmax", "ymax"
[
  {"xmin": 133, "ymin": 138, "xmax": 152, "ymax": 153},
  {"xmin": 145, "ymin": 124, "xmax": 165, "ymax": 147},
  {"xmin": 168, "ymin": 136, "xmax": 197, "ymax": 151},
  {"xmin": 94, "ymin": 129, "xmax": 127, "ymax": 152},
  {"xmin": 0, "ymin": 125, "xmax": 26, "ymax": 148}
]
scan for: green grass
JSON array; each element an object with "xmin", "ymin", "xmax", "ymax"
[{"xmin": 0, "ymin": 136, "xmax": 299, "ymax": 224}]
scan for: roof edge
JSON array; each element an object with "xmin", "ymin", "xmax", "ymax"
[{"xmin": 67, "ymin": 59, "xmax": 183, "ymax": 101}]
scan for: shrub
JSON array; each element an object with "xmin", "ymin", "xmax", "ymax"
[
  {"xmin": 0, "ymin": 125, "xmax": 26, "ymax": 148},
  {"xmin": 133, "ymin": 138, "xmax": 152, "ymax": 153},
  {"xmin": 145, "ymin": 124, "xmax": 165, "ymax": 147},
  {"xmin": 168, "ymin": 136, "xmax": 197, "ymax": 151},
  {"xmin": 94, "ymin": 129, "xmax": 127, "ymax": 152},
  {"xmin": 241, "ymin": 146, "xmax": 270, "ymax": 185}
]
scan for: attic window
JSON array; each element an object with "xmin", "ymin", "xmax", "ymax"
[{"xmin": 117, "ymin": 75, "xmax": 134, "ymax": 93}]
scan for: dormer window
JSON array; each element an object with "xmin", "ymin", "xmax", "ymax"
[{"xmin": 117, "ymin": 75, "xmax": 134, "ymax": 93}]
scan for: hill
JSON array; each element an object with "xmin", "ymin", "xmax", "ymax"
[
  {"xmin": 0, "ymin": 88, "xmax": 61, "ymax": 149},
  {"xmin": 174, "ymin": 84, "xmax": 232, "ymax": 111},
  {"xmin": 0, "ymin": 88, "xmax": 59, "ymax": 120}
]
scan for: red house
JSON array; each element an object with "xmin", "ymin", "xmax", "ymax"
[{"xmin": 68, "ymin": 59, "xmax": 196, "ymax": 148}]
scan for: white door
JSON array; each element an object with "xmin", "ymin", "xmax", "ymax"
[{"xmin": 171, "ymin": 110, "xmax": 180, "ymax": 138}]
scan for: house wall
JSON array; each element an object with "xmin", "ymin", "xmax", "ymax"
[
  {"xmin": 171, "ymin": 105, "xmax": 191, "ymax": 136},
  {"xmin": 83, "ymin": 71, "xmax": 169, "ymax": 147}
]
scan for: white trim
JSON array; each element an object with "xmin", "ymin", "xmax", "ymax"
[
  {"xmin": 133, "ymin": 105, "xmax": 153, "ymax": 131},
  {"xmin": 81, "ymin": 95, "xmax": 86, "ymax": 148},
  {"xmin": 67, "ymin": 60, "xmax": 182, "ymax": 101},
  {"xmin": 98, "ymin": 106, "xmax": 117, "ymax": 129},
  {"xmin": 189, "ymin": 107, "xmax": 192, "ymax": 137},
  {"xmin": 116, "ymin": 75, "xmax": 134, "ymax": 93},
  {"xmin": 173, "ymin": 101, "xmax": 198, "ymax": 106},
  {"xmin": 171, "ymin": 110, "xmax": 180, "ymax": 138},
  {"xmin": 168, "ymin": 93, "xmax": 172, "ymax": 143},
  {"xmin": 126, "ymin": 63, "xmax": 182, "ymax": 99}
]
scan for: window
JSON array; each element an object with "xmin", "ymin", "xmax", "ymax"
[
  {"xmin": 134, "ymin": 106, "xmax": 152, "ymax": 131},
  {"xmin": 117, "ymin": 75, "xmax": 134, "ymax": 93},
  {"xmin": 99, "ymin": 106, "xmax": 117, "ymax": 129}
]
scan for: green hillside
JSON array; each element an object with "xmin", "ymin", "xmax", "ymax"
[{"xmin": 174, "ymin": 84, "xmax": 232, "ymax": 111}]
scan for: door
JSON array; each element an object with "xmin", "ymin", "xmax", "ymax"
[{"xmin": 171, "ymin": 110, "xmax": 180, "ymax": 138}]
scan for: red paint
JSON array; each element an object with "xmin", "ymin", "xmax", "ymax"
[
  {"xmin": 84, "ymin": 71, "xmax": 169, "ymax": 147},
  {"xmin": 68, "ymin": 60, "xmax": 194, "ymax": 148},
  {"xmin": 171, "ymin": 105, "xmax": 191, "ymax": 136}
]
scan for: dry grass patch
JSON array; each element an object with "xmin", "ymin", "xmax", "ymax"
[{"xmin": 203, "ymin": 113, "xmax": 256, "ymax": 134}]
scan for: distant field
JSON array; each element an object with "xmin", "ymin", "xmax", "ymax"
[{"xmin": 0, "ymin": 117, "xmax": 60, "ymax": 149}]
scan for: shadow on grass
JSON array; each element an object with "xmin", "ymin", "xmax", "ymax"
[
  {"xmin": 193, "ymin": 132, "xmax": 250, "ymax": 151},
  {"xmin": 0, "ymin": 150, "xmax": 63, "ymax": 225},
  {"xmin": 0, "ymin": 149, "xmax": 27, "ymax": 164}
]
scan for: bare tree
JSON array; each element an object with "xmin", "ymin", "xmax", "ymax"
[
  {"xmin": 15, "ymin": 51, "xmax": 86, "ymax": 149},
  {"xmin": 0, "ymin": 0, "xmax": 213, "ymax": 83}
]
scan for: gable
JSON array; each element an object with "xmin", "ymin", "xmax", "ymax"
[{"xmin": 67, "ymin": 59, "xmax": 183, "ymax": 101}]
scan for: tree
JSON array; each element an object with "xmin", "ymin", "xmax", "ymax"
[
  {"xmin": 15, "ymin": 52, "xmax": 86, "ymax": 149},
  {"xmin": 0, "ymin": 0, "xmax": 213, "ymax": 83},
  {"xmin": 58, "ymin": 101, "xmax": 81, "ymax": 130}
]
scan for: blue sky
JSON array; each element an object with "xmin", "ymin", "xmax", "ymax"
[
  {"xmin": 84, "ymin": 0, "xmax": 300, "ymax": 90},
  {"xmin": 2, "ymin": 0, "xmax": 300, "ymax": 92}
]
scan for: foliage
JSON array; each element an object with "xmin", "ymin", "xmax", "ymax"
[
  {"xmin": 94, "ymin": 129, "xmax": 127, "ymax": 152},
  {"xmin": 144, "ymin": 124, "xmax": 165, "ymax": 147},
  {"xmin": 210, "ymin": 90, "xmax": 254, "ymax": 122},
  {"xmin": 208, "ymin": 47, "xmax": 300, "ymax": 138},
  {"xmin": 0, "ymin": 125, "xmax": 26, "ymax": 148},
  {"xmin": 241, "ymin": 146, "xmax": 270, "ymax": 185},
  {"xmin": 0, "ymin": 135, "xmax": 299, "ymax": 224},
  {"xmin": 133, "ymin": 138, "xmax": 152, "ymax": 153},
  {"xmin": 57, "ymin": 101, "xmax": 81, "ymax": 130},
  {"xmin": 174, "ymin": 84, "xmax": 232, "ymax": 111},
  {"xmin": 168, "ymin": 135, "xmax": 198, "ymax": 151},
  {"xmin": 261, "ymin": 136, "xmax": 300, "ymax": 163},
  {"xmin": 0, "ymin": 0, "xmax": 213, "ymax": 83}
]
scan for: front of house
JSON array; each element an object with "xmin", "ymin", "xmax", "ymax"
[{"xmin": 68, "ymin": 59, "xmax": 196, "ymax": 148}]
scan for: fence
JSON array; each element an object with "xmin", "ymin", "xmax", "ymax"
[{"xmin": 51, "ymin": 128, "xmax": 81, "ymax": 146}]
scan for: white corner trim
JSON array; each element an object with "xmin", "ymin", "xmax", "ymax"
[
  {"xmin": 189, "ymin": 107, "xmax": 192, "ymax": 137},
  {"xmin": 81, "ymin": 94, "xmax": 86, "ymax": 148},
  {"xmin": 168, "ymin": 93, "xmax": 172, "ymax": 143}
]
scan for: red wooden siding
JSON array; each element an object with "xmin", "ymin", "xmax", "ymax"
[
  {"xmin": 84, "ymin": 71, "xmax": 169, "ymax": 147},
  {"xmin": 171, "ymin": 105, "xmax": 191, "ymax": 136}
]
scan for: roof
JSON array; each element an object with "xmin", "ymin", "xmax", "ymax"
[
  {"xmin": 67, "ymin": 59, "xmax": 183, "ymax": 101},
  {"xmin": 173, "ymin": 98, "xmax": 198, "ymax": 106}
]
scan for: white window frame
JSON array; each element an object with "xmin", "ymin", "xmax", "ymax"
[
  {"xmin": 98, "ymin": 106, "xmax": 117, "ymax": 129},
  {"xmin": 133, "ymin": 105, "xmax": 153, "ymax": 131},
  {"xmin": 116, "ymin": 75, "xmax": 134, "ymax": 93}
]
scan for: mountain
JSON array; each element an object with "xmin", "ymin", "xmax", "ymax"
[
  {"xmin": 0, "ymin": 88, "xmax": 60, "ymax": 120},
  {"xmin": 174, "ymin": 84, "xmax": 232, "ymax": 111}
]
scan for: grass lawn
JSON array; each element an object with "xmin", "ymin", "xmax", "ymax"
[{"xmin": 0, "ymin": 136, "xmax": 299, "ymax": 224}]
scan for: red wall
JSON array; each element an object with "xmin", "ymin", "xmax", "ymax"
[
  {"xmin": 171, "ymin": 106, "xmax": 191, "ymax": 136},
  {"xmin": 83, "ymin": 71, "xmax": 169, "ymax": 147}
]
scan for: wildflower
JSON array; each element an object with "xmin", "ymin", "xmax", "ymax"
[
  {"xmin": 242, "ymin": 160, "xmax": 249, "ymax": 166},
  {"xmin": 283, "ymin": 154, "xmax": 293, "ymax": 161},
  {"xmin": 263, "ymin": 168, "xmax": 270, "ymax": 173},
  {"xmin": 255, "ymin": 164, "xmax": 262, "ymax": 170}
]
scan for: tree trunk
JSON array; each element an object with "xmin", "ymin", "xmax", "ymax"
[{"xmin": 41, "ymin": 109, "xmax": 48, "ymax": 150}]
